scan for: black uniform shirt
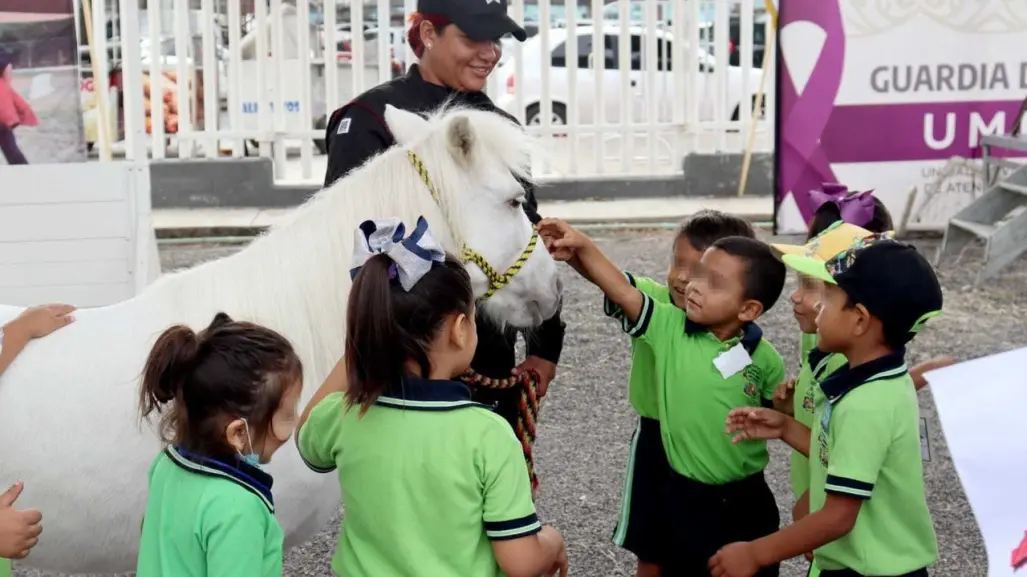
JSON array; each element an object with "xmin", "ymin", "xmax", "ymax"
[{"xmin": 324, "ymin": 64, "xmax": 565, "ymax": 376}]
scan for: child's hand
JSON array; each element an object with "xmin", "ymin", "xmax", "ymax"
[
  {"xmin": 538, "ymin": 218, "xmax": 588, "ymax": 262},
  {"xmin": 539, "ymin": 526, "xmax": 568, "ymax": 577},
  {"xmin": 4, "ymin": 304, "xmax": 76, "ymax": 341},
  {"xmin": 772, "ymin": 378, "xmax": 796, "ymax": 414},
  {"xmin": 909, "ymin": 355, "xmax": 956, "ymax": 390},
  {"xmin": 709, "ymin": 541, "xmax": 760, "ymax": 577},
  {"xmin": 725, "ymin": 407, "xmax": 786, "ymax": 443},
  {"xmin": 0, "ymin": 481, "xmax": 43, "ymax": 559}
]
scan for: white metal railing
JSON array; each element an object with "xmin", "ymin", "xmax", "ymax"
[{"xmin": 102, "ymin": 0, "xmax": 774, "ymax": 184}]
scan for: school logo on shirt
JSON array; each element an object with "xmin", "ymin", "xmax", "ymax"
[
  {"xmin": 801, "ymin": 385, "xmax": 816, "ymax": 413},
  {"xmin": 742, "ymin": 365, "xmax": 762, "ymax": 398},
  {"xmin": 818, "ymin": 403, "xmax": 832, "ymax": 467}
]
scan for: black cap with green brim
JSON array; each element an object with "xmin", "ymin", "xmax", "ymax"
[{"xmin": 782, "ymin": 237, "xmax": 943, "ymax": 344}]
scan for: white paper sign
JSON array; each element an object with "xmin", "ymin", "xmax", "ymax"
[
  {"xmin": 713, "ymin": 343, "xmax": 752, "ymax": 380},
  {"xmin": 926, "ymin": 346, "xmax": 1027, "ymax": 577}
]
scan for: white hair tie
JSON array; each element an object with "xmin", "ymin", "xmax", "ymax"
[{"xmin": 349, "ymin": 216, "xmax": 447, "ymax": 291}]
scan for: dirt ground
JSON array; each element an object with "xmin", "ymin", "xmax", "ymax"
[{"xmin": 17, "ymin": 229, "xmax": 1023, "ymax": 577}]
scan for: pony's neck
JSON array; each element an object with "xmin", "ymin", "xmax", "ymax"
[{"xmin": 148, "ymin": 146, "xmax": 462, "ymax": 389}]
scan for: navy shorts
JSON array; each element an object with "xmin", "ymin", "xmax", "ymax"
[
  {"xmin": 818, "ymin": 569, "xmax": 929, "ymax": 577},
  {"xmin": 660, "ymin": 470, "xmax": 781, "ymax": 577},
  {"xmin": 611, "ymin": 416, "xmax": 672, "ymax": 564}
]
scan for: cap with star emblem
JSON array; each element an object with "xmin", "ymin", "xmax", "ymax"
[{"xmin": 418, "ymin": 0, "xmax": 527, "ymax": 42}]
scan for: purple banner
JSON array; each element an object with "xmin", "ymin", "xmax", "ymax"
[{"xmin": 774, "ymin": 0, "xmax": 1027, "ymax": 225}]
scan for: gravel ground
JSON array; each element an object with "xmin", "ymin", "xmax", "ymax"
[{"xmin": 16, "ymin": 229, "xmax": 1025, "ymax": 577}]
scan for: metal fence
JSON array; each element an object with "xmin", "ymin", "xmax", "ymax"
[{"xmin": 102, "ymin": 0, "xmax": 775, "ymax": 183}]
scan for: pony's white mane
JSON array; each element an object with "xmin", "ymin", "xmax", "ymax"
[{"xmin": 145, "ymin": 103, "xmax": 541, "ymax": 385}]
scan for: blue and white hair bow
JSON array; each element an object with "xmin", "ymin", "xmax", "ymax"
[{"xmin": 349, "ymin": 216, "xmax": 447, "ymax": 291}]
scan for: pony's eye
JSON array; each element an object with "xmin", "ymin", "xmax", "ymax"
[{"xmin": 509, "ymin": 198, "xmax": 523, "ymax": 209}]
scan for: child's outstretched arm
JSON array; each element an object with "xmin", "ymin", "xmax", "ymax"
[
  {"xmin": 492, "ymin": 526, "xmax": 568, "ymax": 577},
  {"xmin": 709, "ymin": 494, "xmax": 863, "ymax": 576},
  {"xmin": 725, "ymin": 406, "xmax": 811, "ymax": 457},
  {"xmin": 0, "ymin": 304, "xmax": 76, "ymax": 376},
  {"xmin": 909, "ymin": 355, "xmax": 955, "ymax": 390},
  {"xmin": 538, "ymin": 218, "xmax": 645, "ymax": 323},
  {"xmin": 483, "ymin": 422, "xmax": 569, "ymax": 577},
  {"xmin": 297, "ymin": 355, "xmax": 348, "ymax": 431}
]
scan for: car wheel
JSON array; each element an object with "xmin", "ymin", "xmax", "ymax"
[
  {"xmin": 525, "ymin": 102, "xmax": 568, "ymax": 137},
  {"xmin": 314, "ymin": 114, "xmax": 328, "ymax": 154},
  {"xmin": 731, "ymin": 95, "xmax": 767, "ymax": 122}
]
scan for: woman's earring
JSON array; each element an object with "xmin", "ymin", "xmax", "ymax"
[{"xmin": 426, "ymin": 43, "xmax": 433, "ymax": 50}]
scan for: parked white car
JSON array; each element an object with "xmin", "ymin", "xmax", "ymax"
[{"xmin": 495, "ymin": 26, "xmax": 764, "ymax": 127}]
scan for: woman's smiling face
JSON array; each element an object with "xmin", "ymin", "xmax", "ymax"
[{"xmin": 421, "ymin": 22, "xmax": 502, "ymax": 92}]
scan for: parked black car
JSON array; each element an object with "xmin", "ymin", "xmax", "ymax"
[{"xmin": 702, "ymin": 11, "xmax": 768, "ymax": 68}]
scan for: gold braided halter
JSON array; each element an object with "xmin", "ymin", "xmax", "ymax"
[{"xmin": 407, "ymin": 150, "xmax": 540, "ymax": 300}]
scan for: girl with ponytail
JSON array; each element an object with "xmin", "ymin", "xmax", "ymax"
[
  {"xmin": 135, "ymin": 312, "xmax": 303, "ymax": 577},
  {"xmin": 296, "ymin": 217, "xmax": 569, "ymax": 577}
]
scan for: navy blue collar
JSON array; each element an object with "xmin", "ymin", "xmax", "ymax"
[
  {"xmin": 807, "ymin": 347, "xmax": 831, "ymax": 372},
  {"xmin": 684, "ymin": 318, "xmax": 763, "ymax": 355},
  {"xmin": 166, "ymin": 445, "xmax": 275, "ymax": 513},
  {"xmin": 376, "ymin": 377, "xmax": 494, "ymax": 411},
  {"xmin": 819, "ymin": 349, "xmax": 908, "ymax": 404}
]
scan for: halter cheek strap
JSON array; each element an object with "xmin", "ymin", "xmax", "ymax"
[{"xmin": 407, "ymin": 150, "xmax": 539, "ymax": 301}]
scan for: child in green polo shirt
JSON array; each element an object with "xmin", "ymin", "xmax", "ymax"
[
  {"xmin": 0, "ymin": 303, "xmax": 76, "ymax": 575},
  {"xmin": 717, "ymin": 236, "xmax": 943, "ymax": 577},
  {"xmin": 770, "ymin": 198, "xmax": 953, "ymax": 576},
  {"xmin": 607, "ymin": 210, "xmax": 757, "ymax": 577},
  {"xmin": 135, "ymin": 312, "xmax": 304, "ymax": 577},
  {"xmin": 539, "ymin": 217, "xmax": 787, "ymax": 577},
  {"xmin": 295, "ymin": 217, "xmax": 568, "ymax": 577}
]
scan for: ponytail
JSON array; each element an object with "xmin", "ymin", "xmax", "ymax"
[
  {"xmin": 138, "ymin": 312, "xmax": 303, "ymax": 458},
  {"xmin": 140, "ymin": 324, "xmax": 200, "ymax": 418},
  {"xmin": 345, "ymin": 252, "xmax": 473, "ymax": 413}
]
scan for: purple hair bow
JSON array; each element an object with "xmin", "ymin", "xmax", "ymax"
[{"xmin": 808, "ymin": 183, "xmax": 876, "ymax": 227}]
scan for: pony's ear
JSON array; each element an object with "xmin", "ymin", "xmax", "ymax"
[
  {"xmin": 445, "ymin": 114, "xmax": 475, "ymax": 166},
  {"xmin": 384, "ymin": 104, "xmax": 429, "ymax": 145}
]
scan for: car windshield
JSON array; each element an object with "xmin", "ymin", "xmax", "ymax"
[
  {"xmin": 524, "ymin": 4, "xmax": 589, "ymax": 22},
  {"xmin": 602, "ymin": 0, "xmax": 673, "ymax": 21}
]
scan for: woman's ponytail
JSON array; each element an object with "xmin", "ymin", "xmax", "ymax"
[
  {"xmin": 345, "ymin": 254, "xmax": 402, "ymax": 413},
  {"xmin": 139, "ymin": 324, "xmax": 200, "ymax": 419}
]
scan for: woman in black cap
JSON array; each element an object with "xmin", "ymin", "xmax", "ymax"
[{"xmin": 322, "ymin": 0, "xmax": 564, "ymax": 493}]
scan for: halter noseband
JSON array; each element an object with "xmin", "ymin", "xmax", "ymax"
[{"xmin": 407, "ymin": 150, "xmax": 539, "ymax": 300}]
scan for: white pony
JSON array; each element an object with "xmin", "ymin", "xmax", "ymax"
[{"xmin": 0, "ymin": 104, "xmax": 561, "ymax": 573}]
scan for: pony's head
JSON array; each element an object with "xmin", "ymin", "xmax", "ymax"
[{"xmin": 381, "ymin": 103, "xmax": 561, "ymax": 328}]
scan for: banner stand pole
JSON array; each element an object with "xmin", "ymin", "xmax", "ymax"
[
  {"xmin": 81, "ymin": 0, "xmax": 113, "ymax": 162},
  {"xmin": 738, "ymin": 1, "xmax": 778, "ymax": 197}
]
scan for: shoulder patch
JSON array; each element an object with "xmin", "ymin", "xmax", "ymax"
[{"xmin": 336, "ymin": 117, "xmax": 352, "ymax": 134}]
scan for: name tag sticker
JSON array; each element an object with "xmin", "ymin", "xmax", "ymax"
[
  {"xmin": 713, "ymin": 343, "xmax": 752, "ymax": 379},
  {"xmin": 920, "ymin": 417, "xmax": 931, "ymax": 461}
]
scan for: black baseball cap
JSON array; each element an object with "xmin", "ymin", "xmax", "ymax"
[
  {"xmin": 418, "ymin": 0, "xmax": 527, "ymax": 42},
  {"xmin": 783, "ymin": 237, "xmax": 943, "ymax": 347}
]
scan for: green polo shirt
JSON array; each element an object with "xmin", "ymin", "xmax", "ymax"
[
  {"xmin": 809, "ymin": 351, "xmax": 938, "ymax": 574},
  {"xmin": 603, "ymin": 273, "xmax": 670, "ymax": 419},
  {"xmin": 136, "ymin": 446, "xmax": 284, "ymax": 577},
  {"xmin": 790, "ymin": 334, "xmax": 847, "ymax": 498},
  {"xmin": 0, "ymin": 559, "xmax": 9, "ymax": 577},
  {"xmin": 297, "ymin": 378, "xmax": 541, "ymax": 577},
  {"xmin": 611, "ymin": 284, "xmax": 786, "ymax": 485}
]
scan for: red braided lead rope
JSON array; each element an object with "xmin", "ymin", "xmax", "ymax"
[{"xmin": 459, "ymin": 369, "xmax": 541, "ymax": 496}]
